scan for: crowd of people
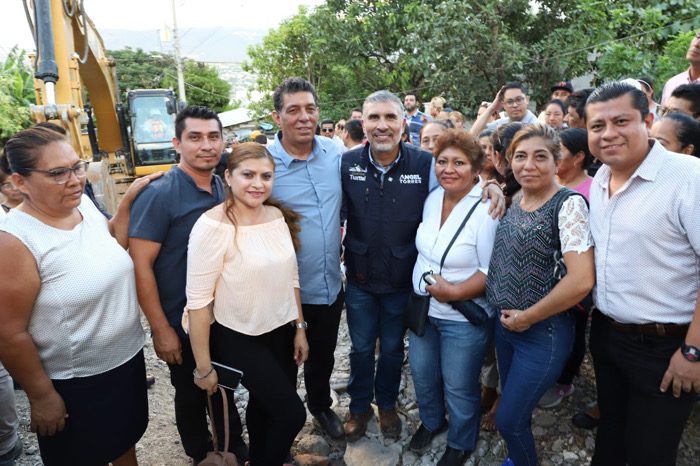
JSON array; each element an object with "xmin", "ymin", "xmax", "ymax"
[{"xmin": 0, "ymin": 31, "xmax": 699, "ymax": 466}]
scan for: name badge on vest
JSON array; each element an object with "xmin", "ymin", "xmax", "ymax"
[{"xmin": 349, "ymin": 164, "xmax": 367, "ymax": 181}]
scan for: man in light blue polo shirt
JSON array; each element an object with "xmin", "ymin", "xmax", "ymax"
[{"xmin": 268, "ymin": 77, "xmax": 346, "ymax": 439}]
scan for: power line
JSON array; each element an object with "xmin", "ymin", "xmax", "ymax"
[{"xmin": 163, "ymin": 71, "xmax": 232, "ymax": 100}]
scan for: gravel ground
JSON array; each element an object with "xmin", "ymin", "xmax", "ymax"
[{"xmin": 11, "ymin": 310, "xmax": 699, "ymax": 465}]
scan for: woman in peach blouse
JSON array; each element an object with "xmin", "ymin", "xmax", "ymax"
[{"xmin": 185, "ymin": 142, "xmax": 308, "ymax": 465}]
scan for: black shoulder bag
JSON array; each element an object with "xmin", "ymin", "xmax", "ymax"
[{"xmin": 404, "ymin": 200, "xmax": 486, "ymax": 336}]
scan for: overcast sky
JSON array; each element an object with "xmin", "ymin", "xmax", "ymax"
[{"xmin": 0, "ymin": 0, "xmax": 326, "ymax": 56}]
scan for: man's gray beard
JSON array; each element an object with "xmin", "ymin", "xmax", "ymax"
[{"xmin": 370, "ymin": 137, "xmax": 399, "ymax": 153}]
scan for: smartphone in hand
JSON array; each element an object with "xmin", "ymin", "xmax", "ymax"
[{"xmin": 211, "ymin": 361, "xmax": 243, "ymax": 391}]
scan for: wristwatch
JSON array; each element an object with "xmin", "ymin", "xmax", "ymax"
[
  {"xmin": 293, "ymin": 321, "xmax": 308, "ymax": 329},
  {"xmin": 681, "ymin": 344, "xmax": 700, "ymax": 362}
]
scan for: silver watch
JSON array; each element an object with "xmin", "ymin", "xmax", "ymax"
[{"xmin": 293, "ymin": 321, "xmax": 308, "ymax": 329}]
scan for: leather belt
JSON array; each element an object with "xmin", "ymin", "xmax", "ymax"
[{"xmin": 595, "ymin": 309, "xmax": 689, "ymax": 337}]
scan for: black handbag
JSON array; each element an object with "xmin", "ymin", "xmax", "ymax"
[{"xmin": 404, "ymin": 290, "xmax": 431, "ymax": 336}]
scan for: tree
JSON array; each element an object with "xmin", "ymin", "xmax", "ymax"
[
  {"xmin": 109, "ymin": 47, "xmax": 232, "ymax": 112},
  {"xmin": 244, "ymin": 0, "xmax": 700, "ymax": 120},
  {"xmin": 0, "ymin": 47, "xmax": 34, "ymax": 145},
  {"xmin": 109, "ymin": 48, "xmax": 172, "ymax": 101},
  {"xmin": 596, "ymin": 0, "xmax": 700, "ymax": 98},
  {"xmin": 164, "ymin": 60, "xmax": 232, "ymax": 112}
]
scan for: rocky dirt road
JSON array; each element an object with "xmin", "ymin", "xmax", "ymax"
[{"xmin": 12, "ymin": 310, "xmax": 700, "ymax": 466}]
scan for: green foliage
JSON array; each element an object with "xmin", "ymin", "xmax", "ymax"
[
  {"xmin": 109, "ymin": 47, "xmax": 232, "ymax": 112},
  {"xmin": 0, "ymin": 47, "xmax": 34, "ymax": 145},
  {"xmin": 244, "ymin": 0, "xmax": 700, "ymax": 120},
  {"xmin": 164, "ymin": 60, "xmax": 232, "ymax": 112},
  {"xmin": 595, "ymin": 0, "xmax": 700, "ymax": 96},
  {"xmin": 109, "ymin": 48, "xmax": 172, "ymax": 100},
  {"xmin": 655, "ymin": 30, "xmax": 697, "ymax": 89}
]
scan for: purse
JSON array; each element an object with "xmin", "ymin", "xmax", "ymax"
[
  {"xmin": 404, "ymin": 290, "xmax": 431, "ymax": 336},
  {"xmin": 199, "ymin": 386, "xmax": 240, "ymax": 466},
  {"xmin": 440, "ymin": 201, "xmax": 489, "ymax": 326}
]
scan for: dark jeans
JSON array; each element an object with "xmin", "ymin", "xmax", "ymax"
[
  {"xmin": 590, "ymin": 310, "xmax": 695, "ymax": 466},
  {"xmin": 495, "ymin": 311, "xmax": 574, "ymax": 466},
  {"xmin": 210, "ymin": 322, "xmax": 306, "ymax": 466},
  {"xmin": 557, "ymin": 308, "xmax": 590, "ymax": 385},
  {"xmin": 345, "ymin": 281, "xmax": 409, "ymax": 412},
  {"xmin": 302, "ymin": 288, "xmax": 345, "ymax": 415},
  {"xmin": 168, "ymin": 337, "xmax": 244, "ymax": 462}
]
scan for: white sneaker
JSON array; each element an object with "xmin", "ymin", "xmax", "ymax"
[{"xmin": 538, "ymin": 383, "xmax": 574, "ymax": 408}]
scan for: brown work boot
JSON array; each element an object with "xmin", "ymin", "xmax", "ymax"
[
  {"xmin": 378, "ymin": 408, "xmax": 402, "ymax": 438},
  {"xmin": 344, "ymin": 408, "xmax": 373, "ymax": 442}
]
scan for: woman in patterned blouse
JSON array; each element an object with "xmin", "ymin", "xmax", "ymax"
[{"xmin": 485, "ymin": 124, "xmax": 595, "ymax": 466}]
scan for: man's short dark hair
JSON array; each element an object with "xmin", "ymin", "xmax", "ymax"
[
  {"xmin": 350, "ymin": 107, "xmax": 362, "ymax": 116},
  {"xmin": 500, "ymin": 82, "xmax": 527, "ymax": 99},
  {"xmin": 345, "ymin": 119, "xmax": 364, "ymax": 143},
  {"xmin": 566, "ymin": 89, "xmax": 594, "ymax": 119},
  {"xmin": 405, "ymin": 92, "xmax": 419, "ymax": 101},
  {"xmin": 272, "ymin": 77, "xmax": 319, "ymax": 113},
  {"xmin": 585, "ymin": 82, "xmax": 648, "ymax": 121},
  {"xmin": 175, "ymin": 105, "xmax": 222, "ymax": 140},
  {"xmin": 254, "ymin": 134, "xmax": 268, "ymax": 144},
  {"xmin": 321, "ymin": 119, "xmax": 334, "ymax": 126},
  {"xmin": 670, "ymin": 84, "xmax": 700, "ymax": 119}
]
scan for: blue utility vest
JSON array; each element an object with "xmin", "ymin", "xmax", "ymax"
[{"xmin": 341, "ymin": 141, "xmax": 433, "ymax": 294}]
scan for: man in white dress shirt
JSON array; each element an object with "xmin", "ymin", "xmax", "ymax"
[{"xmin": 585, "ymin": 82, "xmax": 700, "ymax": 466}]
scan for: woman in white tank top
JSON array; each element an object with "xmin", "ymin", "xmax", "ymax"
[{"xmin": 0, "ymin": 126, "xmax": 161, "ymax": 466}]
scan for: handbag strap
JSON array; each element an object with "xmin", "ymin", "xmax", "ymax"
[
  {"xmin": 551, "ymin": 188, "xmax": 588, "ymax": 253},
  {"xmin": 206, "ymin": 386, "xmax": 231, "ymax": 453},
  {"xmin": 439, "ymin": 200, "xmax": 480, "ymax": 274}
]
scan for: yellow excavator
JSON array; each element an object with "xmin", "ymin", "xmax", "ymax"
[{"xmin": 25, "ymin": 0, "xmax": 182, "ymax": 213}]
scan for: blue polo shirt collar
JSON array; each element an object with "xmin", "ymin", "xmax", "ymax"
[{"xmin": 273, "ymin": 130, "xmax": 327, "ymax": 168}]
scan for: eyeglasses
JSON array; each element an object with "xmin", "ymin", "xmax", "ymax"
[
  {"xmin": 321, "ymin": 128, "xmax": 334, "ymax": 133},
  {"xmin": 25, "ymin": 161, "xmax": 89, "ymax": 184},
  {"xmin": 657, "ymin": 106, "xmax": 684, "ymax": 117},
  {"xmin": 503, "ymin": 96, "xmax": 526, "ymax": 107},
  {"xmin": 1, "ymin": 182, "xmax": 13, "ymax": 191},
  {"xmin": 337, "ymin": 125, "xmax": 345, "ymax": 131}
]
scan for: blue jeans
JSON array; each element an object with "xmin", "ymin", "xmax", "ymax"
[
  {"xmin": 345, "ymin": 281, "xmax": 409, "ymax": 413},
  {"xmin": 409, "ymin": 316, "xmax": 494, "ymax": 451},
  {"xmin": 495, "ymin": 312, "xmax": 574, "ymax": 466}
]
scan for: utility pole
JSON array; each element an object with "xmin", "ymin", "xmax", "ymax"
[{"xmin": 171, "ymin": 0, "xmax": 186, "ymax": 103}]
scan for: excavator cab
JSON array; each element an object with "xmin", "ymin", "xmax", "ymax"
[{"xmin": 128, "ymin": 89, "xmax": 179, "ymax": 175}]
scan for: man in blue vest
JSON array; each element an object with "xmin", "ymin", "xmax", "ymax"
[{"xmin": 342, "ymin": 90, "xmax": 436, "ymax": 441}]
